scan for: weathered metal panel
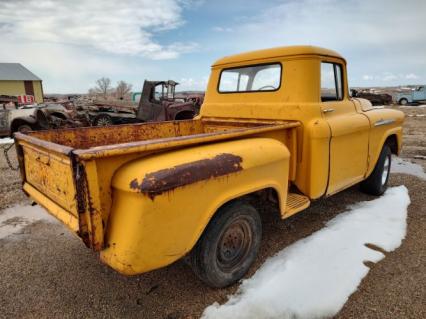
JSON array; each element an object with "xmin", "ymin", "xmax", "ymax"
[
  {"xmin": 22, "ymin": 142, "xmax": 77, "ymax": 215},
  {"xmin": 130, "ymin": 153, "xmax": 243, "ymax": 199}
]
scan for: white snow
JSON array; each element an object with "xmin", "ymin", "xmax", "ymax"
[
  {"xmin": 202, "ymin": 186, "xmax": 410, "ymax": 319},
  {"xmin": 391, "ymin": 157, "xmax": 426, "ymax": 180},
  {"xmin": 0, "ymin": 204, "xmax": 56, "ymax": 239},
  {"xmin": 0, "ymin": 137, "xmax": 14, "ymax": 145}
]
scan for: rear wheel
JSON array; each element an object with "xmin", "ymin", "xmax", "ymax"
[
  {"xmin": 399, "ymin": 98, "xmax": 408, "ymax": 105},
  {"xmin": 17, "ymin": 124, "xmax": 32, "ymax": 134},
  {"xmin": 361, "ymin": 144, "xmax": 391, "ymax": 195},
  {"xmin": 189, "ymin": 201, "xmax": 262, "ymax": 288},
  {"xmin": 174, "ymin": 111, "xmax": 195, "ymax": 120},
  {"xmin": 93, "ymin": 114, "xmax": 113, "ymax": 126}
]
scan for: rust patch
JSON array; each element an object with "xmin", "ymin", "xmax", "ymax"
[{"xmin": 130, "ymin": 153, "xmax": 243, "ymax": 199}]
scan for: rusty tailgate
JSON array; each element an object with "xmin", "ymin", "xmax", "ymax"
[{"xmin": 22, "ymin": 143, "xmax": 77, "ymax": 215}]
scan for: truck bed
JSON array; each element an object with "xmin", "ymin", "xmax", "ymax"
[{"xmin": 14, "ymin": 119, "xmax": 299, "ymax": 250}]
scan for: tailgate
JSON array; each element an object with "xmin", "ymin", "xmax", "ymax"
[
  {"xmin": 22, "ymin": 143, "xmax": 77, "ymax": 215},
  {"xmin": 15, "ymin": 134, "xmax": 104, "ymax": 250}
]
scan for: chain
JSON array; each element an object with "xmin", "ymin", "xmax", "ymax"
[{"xmin": 1, "ymin": 142, "xmax": 19, "ymax": 171}]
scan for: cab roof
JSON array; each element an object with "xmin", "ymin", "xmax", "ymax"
[{"xmin": 212, "ymin": 45, "xmax": 345, "ymax": 67}]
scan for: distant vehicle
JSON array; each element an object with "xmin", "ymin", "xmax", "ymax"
[
  {"xmin": 351, "ymin": 89, "xmax": 392, "ymax": 105},
  {"xmin": 86, "ymin": 80, "xmax": 204, "ymax": 126},
  {"xmin": 0, "ymin": 103, "xmax": 80, "ymax": 137},
  {"xmin": 396, "ymin": 86, "xmax": 426, "ymax": 105}
]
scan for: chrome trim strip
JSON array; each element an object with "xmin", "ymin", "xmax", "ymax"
[
  {"xmin": 374, "ymin": 119, "xmax": 395, "ymax": 127},
  {"xmin": 322, "ymin": 108, "xmax": 335, "ymax": 113}
]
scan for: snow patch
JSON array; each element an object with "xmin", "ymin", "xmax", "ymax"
[
  {"xmin": 0, "ymin": 137, "xmax": 14, "ymax": 145},
  {"xmin": 391, "ymin": 157, "xmax": 426, "ymax": 180},
  {"xmin": 202, "ymin": 186, "xmax": 410, "ymax": 319},
  {"xmin": 0, "ymin": 205, "xmax": 56, "ymax": 239}
]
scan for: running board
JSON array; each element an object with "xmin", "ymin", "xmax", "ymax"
[{"xmin": 284, "ymin": 193, "xmax": 310, "ymax": 217}]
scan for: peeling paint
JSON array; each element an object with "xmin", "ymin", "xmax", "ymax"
[{"xmin": 130, "ymin": 153, "xmax": 243, "ymax": 199}]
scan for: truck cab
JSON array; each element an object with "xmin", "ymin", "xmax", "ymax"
[{"xmin": 397, "ymin": 85, "xmax": 426, "ymax": 105}]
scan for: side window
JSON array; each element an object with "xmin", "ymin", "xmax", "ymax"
[
  {"xmin": 154, "ymin": 84, "xmax": 163, "ymax": 101},
  {"xmin": 321, "ymin": 62, "xmax": 344, "ymax": 102}
]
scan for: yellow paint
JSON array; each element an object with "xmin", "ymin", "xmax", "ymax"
[
  {"xmin": 101, "ymin": 138, "xmax": 290, "ymax": 274},
  {"xmin": 16, "ymin": 45, "xmax": 404, "ymax": 276},
  {"xmin": 0, "ymin": 80, "xmax": 43, "ymax": 103},
  {"xmin": 32, "ymin": 81, "xmax": 44, "ymax": 103}
]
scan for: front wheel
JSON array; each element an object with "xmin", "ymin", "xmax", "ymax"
[
  {"xmin": 361, "ymin": 144, "xmax": 391, "ymax": 195},
  {"xmin": 188, "ymin": 201, "xmax": 262, "ymax": 288}
]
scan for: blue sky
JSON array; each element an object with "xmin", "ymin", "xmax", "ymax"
[{"xmin": 0, "ymin": 0, "xmax": 425, "ymax": 93}]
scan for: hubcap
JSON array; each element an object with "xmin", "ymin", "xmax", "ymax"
[
  {"xmin": 97, "ymin": 118, "xmax": 111, "ymax": 126},
  {"xmin": 217, "ymin": 219, "xmax": 252, "ymax": 272},
  {"xmin": 382, "ymin": 156, "xmax": 390, "ymax": 186}
]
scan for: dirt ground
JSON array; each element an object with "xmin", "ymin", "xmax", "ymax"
[{"xmin": 0, "ymin": 105, "xmax": 425, "ymax": 319}]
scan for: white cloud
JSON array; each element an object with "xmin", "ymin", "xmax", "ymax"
[
  {"xmin": 213, "ymin": 0, "xmax": 426, "ymax": 86},
  {"xmin": 232, "ymin": 0, "xmax": 426, "ymax": 50},
  {"xmin": 361, "ymin": 72, "xmax": 422, "ymax": 83},
  {"xmin": 212, "ymin": 26, "xmax": 234, "ymax": 32},
  {"xmin": 0, "ymin": 0, "xmax": 195, "ymax": 59},
  {"xmin": 382, "ymin": 72, "xmax": 398, "ymax": 82},
  {"xmin": 177, "ymin": 76, "xmax": 208, "ymax": 91},
  {"xmin": 405, "ymin": 73, "xmax": 419, "ymax": 80},
  {"xmin": 202, "ymin": 186, "xmax": 410, "ymax": 319}
]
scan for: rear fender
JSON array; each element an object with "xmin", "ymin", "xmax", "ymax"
[{"xmin": 100, "ymin": 138, "xmax": 290, "ymax": 275}]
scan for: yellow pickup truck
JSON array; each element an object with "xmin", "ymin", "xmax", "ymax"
[{"xmin": 14, "ymin": 46, "xmax": 404, "ymax": 288}]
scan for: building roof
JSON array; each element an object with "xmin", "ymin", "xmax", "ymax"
[
  {"xmin": 0, "ymin": 63, "xmax": 41, "ymax": 81},
  {"xmin": 212, "ymin": 45, "xmax": 344, "ymax": 67}
]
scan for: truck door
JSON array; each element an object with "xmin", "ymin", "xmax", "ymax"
[
  {"xmin": 413, "ymin": 86, "xmax": 425, "ymax": 102},
  {"xmin": 320, "ymin": 62, "xmax": 370, "ymax": 195},
  {"xmin": 137, "ymin": 81, "xmax": 166, "ymax": 121}
]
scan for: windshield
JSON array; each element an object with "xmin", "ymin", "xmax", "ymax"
[{"xmin": 218, "ymin": 63, "xmax": 281, "ymax": 93}]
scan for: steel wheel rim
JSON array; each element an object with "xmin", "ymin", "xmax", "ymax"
[
  {"xmin": 382, "ymin": 156, "xmax": 390, "ymax": 186},
  {"xmin": 217, "ymin": 218, "xmax": 252, "ymax": 272},
  {"xmin": 97, "ymin": 117, "xmax": 111, "ymax": 126}
]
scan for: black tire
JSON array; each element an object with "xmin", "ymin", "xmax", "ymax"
[
  {"xmin": 17, "ymin": 124, "xmax": 32, "ymax": 133},
  {"xmin": 174, "ymin": 111, "xmax": 195, "ymax": 120},
  {"xmin": 93, "ymin": 114, "xmax": 113, "ymax": 126},
  {"xmin": 399, "ymin": 98, "xmax": 408, "ymax": 105},
  {"xmin": 188, "ymin": 201, "xmax": 262, "ymax": 288},
  {"xmin": 361, "ymin": 144, "xmax": 391, "ymax": 196}
]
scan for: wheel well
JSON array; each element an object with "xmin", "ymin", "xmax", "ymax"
[
  {"xmin": 10, "ymin": 119, "xmax": 33, "ymax": 134},
  {"xmin": 385, "ymin": 134, "xmax": 398, "ymax": 154},
  {"xmin": 217, "ymin": 187, "xmax": 281, "ymax": 220},
  {"xmin": 174, "ymin": 110, "xmax": 195, "ymax": 120},
  {"xmin": 50, "ymin": 112, "xmax": 67, "ymax": 120}
]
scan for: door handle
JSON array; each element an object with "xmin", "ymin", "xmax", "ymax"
[{"xmin": 322, "ymin": 108, "xmax": 335, "ymax": 113}]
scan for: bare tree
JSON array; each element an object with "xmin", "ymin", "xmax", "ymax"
[
  {"xmin": 90, "ymin": 77, "xmax": 112, "ymax": 99},
  {"xmin": 115, "ymin": 80, "xmax": 133, "ymax": 100}
]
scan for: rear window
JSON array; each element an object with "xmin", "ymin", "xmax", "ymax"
[{"xmin": 218, "ymin": 63, "xmax": 282, "ymax": 93}]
